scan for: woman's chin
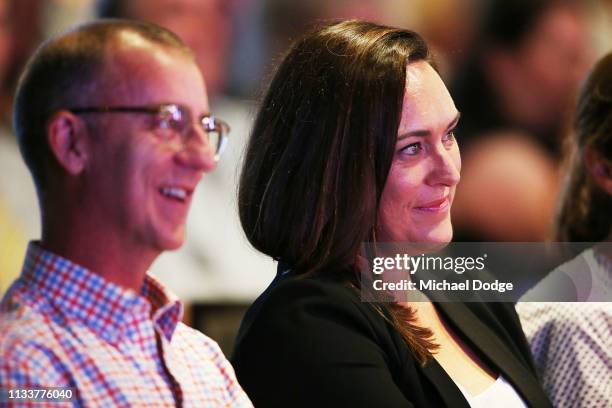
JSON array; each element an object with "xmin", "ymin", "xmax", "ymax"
[
  {"xmin": 412, "ymin": 223, "xmax": 454, "ymax": 252},
  {"xmin": 391, "ymin": 229, "xmax": 453, "ymax": 256},
  {"xmin": 376, "ymin": 220, "xmax": 453, "ymax": 253}
]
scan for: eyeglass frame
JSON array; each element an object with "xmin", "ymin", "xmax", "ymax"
[{"xmin": 67, "ymin": 103, "xmax": 229, "ymax": 161}]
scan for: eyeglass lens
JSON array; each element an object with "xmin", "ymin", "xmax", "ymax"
[{"xmin": 155, "ymin": 105, "xmax": 225, "ymax": 156}]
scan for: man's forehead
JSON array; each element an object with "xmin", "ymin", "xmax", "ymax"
[
  {"xmin": 107, "ymin": 29, "xmax": 186, "ymax": 59},
  {"xmin": 98, "ymin": 39, "xmax": 194, "ymax": 96},
  {"xmin": 49, "ymin": 24, "xmax": 205, "ymax": 108},
  {"xmin": 114, "ymin": 30, "xmax": 160, "ymax": 51}
]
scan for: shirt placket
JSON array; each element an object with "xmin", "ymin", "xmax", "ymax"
[{"xmin": 125, "ymin": 305, "xmax": 178, "ymax": 406}]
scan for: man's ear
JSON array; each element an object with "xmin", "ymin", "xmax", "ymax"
[
  {"xmin": 585, "ymin": 147, "xmax": 612, "ymax": 195},
  {"xmin": 47, "ymin": 110, "xmax": 89, "ymax": 175}
]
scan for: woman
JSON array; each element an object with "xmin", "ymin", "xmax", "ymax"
[
  {"xmin": 517, "ymin": 52, "xmax": 612, "ymax": 407},
  {"xmin": 233, "ymin": 20, "xmax": 550, "ymax": 407}
]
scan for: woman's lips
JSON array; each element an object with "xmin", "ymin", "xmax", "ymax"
[{"xmin": 414, "ymin": 197, "xmax": 450, "ymax": 212}]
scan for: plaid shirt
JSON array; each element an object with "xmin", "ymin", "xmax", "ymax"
[{"xmin": 0, "ymin": 242, "xmax": 252, "ymax": 407}]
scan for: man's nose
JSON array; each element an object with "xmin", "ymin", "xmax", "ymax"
[{"xmin": 175, "ymin": 126, "xmax": 217, "ymax": 172}]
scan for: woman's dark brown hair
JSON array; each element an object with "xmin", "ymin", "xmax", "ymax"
[
  {"xmin": 555, "ymin": 52, "xmax": 612, "ymax": 242},
  {"xmin": 239, "ymin": 20, "xmax": 437, "ymax": 363}
]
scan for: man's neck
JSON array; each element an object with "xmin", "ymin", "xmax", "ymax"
[{"xmin": 40, "ymin": 230, "xmax": 158, "ymax": 293}]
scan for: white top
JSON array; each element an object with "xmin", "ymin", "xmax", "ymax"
[{"xmin": 456, "ymin": 376, "xmax": 528, "ymax": 408}]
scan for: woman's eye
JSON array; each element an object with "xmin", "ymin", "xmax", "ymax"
[{"xmin": 400, "ymin": 142, "xmax": 422, "ymax": 156}]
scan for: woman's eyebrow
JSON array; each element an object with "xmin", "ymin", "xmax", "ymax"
[{"xmin": 398, "ymin": 112, "xmax": 461, "ymax": 140}]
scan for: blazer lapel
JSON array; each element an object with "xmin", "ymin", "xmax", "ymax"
[
  {"xmin": 418, "ymin": 358, "xmax": 472, "ymax": 407},
  {"xmin": 435, "ymin": 302, "xmax": 552, "ymax": 407}
]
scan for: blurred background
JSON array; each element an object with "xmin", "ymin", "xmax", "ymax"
[{"xmin": 0, "ymin": 0, "xmax": 610, "ymax": 354}]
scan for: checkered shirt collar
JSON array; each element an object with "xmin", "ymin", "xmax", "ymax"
[{"xmin": 19, "ymin": 242, "xmax": 183, "ymax": 343}]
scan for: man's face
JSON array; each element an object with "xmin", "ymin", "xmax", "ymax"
[{"xmin": 82, "ymin": 39, "xmax": 215, "ymax": 255}]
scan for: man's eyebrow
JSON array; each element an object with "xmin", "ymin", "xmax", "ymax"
[{"xmin": 398, "ymin": 112, "xmax": 461, "ymax": 140}]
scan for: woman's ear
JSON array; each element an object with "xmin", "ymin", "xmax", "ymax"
[
  {"xmin": 585, "ymin": 146, "xmax": 612, "ymax": 196},
  {"xmin": 46, "ymin": 110, "xmax": 89, "ymax": 175}
]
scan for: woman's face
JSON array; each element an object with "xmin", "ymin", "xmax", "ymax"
[{"xmin": 377, "ymin": 61, "xmax": 461, "ymax": 245}]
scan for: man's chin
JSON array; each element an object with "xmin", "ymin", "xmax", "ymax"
[
  {"xmin": 155, "ymin": 229, "xmax": 186, "ymax": 252},
  {"xmin": 163, "ymin": 240, "xmax": 184, "ymax": 251}
]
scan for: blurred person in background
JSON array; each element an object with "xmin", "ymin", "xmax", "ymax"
[
  {"xmin": 261, "ymin": 0, "xmax": 388, "ymax": 70},
  {"xmin": 0, "ymin": 0, "xmax": 46, "ymax": 124},
  {"xmin": 396, "ymin": 0, "xmax": 483, "ymax": 81},
  {"xmin": 584, "ymin": 0, "xmax": 612, "ymax": 58},
  {"xmin": 450, "ymin": 0, "xmax": 593, "ymax": 243},
  {"xmin": 0, "ymin": 0, "xmax": 11, "ymax": 121},
  {"xmin": 98, "ymin": 0, "xmax": 237, "ymax": 97},
  {"xmin": 97, "ymin": 0, "xmax": 275, "ymax": 307},
  {"xmin": 517, "ymin": 52, "xmax": 612, "ymax": 407},
  {"xmin": 0, "ymin": 0, "xmax": 18, "ymax": 290},
  {"xmin": 0, "ymin": 0, "xmax": 42, "ymax": 294}
]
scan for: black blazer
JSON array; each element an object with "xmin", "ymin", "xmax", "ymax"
[{"xmin": 232, "ymin": 266, "xmax": 551, "ymax": 408}]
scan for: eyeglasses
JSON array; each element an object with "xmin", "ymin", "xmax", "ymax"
[{"xmin": 69, "ymin": 104, "xmax": 229, "ymax": 161}]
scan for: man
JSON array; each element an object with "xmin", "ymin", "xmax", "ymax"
[
  {"xmin": 0, "ymin": 20, "xmax": 251, "ymax": 406},
  {"xmin": 97, "ymin": 0, "xmax": 275, "ymax": 309}
]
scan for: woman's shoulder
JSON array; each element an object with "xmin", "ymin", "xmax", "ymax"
[
  {"xmin": 231, "ymin": 273, "xmax": 417, "ymax": 407},
  {"xmin": 258, "ymin": 273, "xmax": 363, "ymax": 309},
  {"xmin": 235, "ymin": 273, "xmax": 388, "ymax": 346}
]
